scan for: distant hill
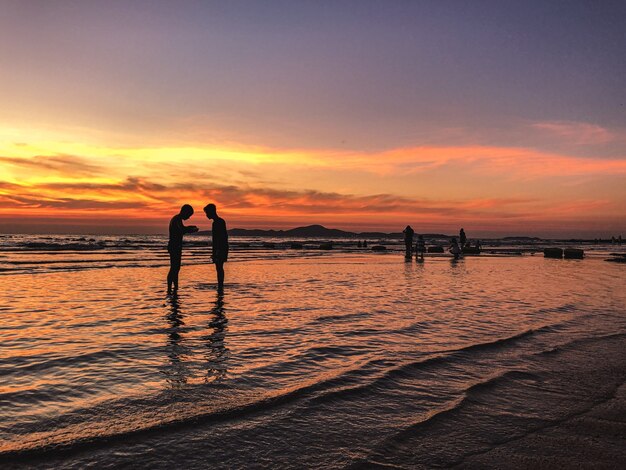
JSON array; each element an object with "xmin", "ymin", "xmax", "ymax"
[
  {"xmin": 197, "ymin": 224, "xmax": 355, "ymax": 238},
  {"xmin": 195, "ymin": 224, "xmax": 452, "ymax": 239},
  {"xmin": 501, "ymin": 236, "xmax": 542, "ymax": 241}
]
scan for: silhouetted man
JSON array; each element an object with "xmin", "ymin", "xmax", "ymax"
[
  {"xmin": 403, "ymin": 225, "xmax": 414, "ymax": 259},
  {"xmin": 204, "ymin": 203, "xmax": 229, "ymax": 291},
  {"xmin": 415, "ymin": 234, "xmax": 426, "ymax": 261},
  {"xmin": 167, "ymin": 204, "xmax": 199, "ymax": 294},
  {"xmin": 459, "ymin": 228, "xmax": 467, "ymax": 247}
]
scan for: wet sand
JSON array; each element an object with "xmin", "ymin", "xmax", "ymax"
[{"xmin": 2, "ymin": 252, "xmax": 625, "ymax": 468}]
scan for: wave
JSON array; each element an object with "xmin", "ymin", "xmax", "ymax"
[
  {"xmin": 308, "ymin": 327, "xmax": 550, "ymax": 407},
  {"xmin": 17, "ymin": 242, "xmax": 108, "ymax": 251},
  {"xmin": 2, "ymin": 324, "xmax": 559, "ymax": 459},
  {"xmin": 0, "ymin": 357, "xmax": 386, "ymax": 461}
]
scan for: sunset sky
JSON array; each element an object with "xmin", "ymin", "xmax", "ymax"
[{"xmin": 1, "ymin": 1, "xmax": 625, "ymax": 236}]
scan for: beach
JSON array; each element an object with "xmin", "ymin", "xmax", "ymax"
[{"xmin": 1, "ymin": 238, "xmax": 626, "ymax": 468}]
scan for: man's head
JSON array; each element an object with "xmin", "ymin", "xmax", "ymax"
[
  {"xmin": 204, "ymin": 203, "xmax": 217, "ymax": 219},
  {"xmin": 180, "ymin": 204, "xmax": 194, "ymax": 220}
]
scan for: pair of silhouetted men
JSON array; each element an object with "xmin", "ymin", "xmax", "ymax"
[{"xmin": 167, "ymin": 203, "xmax": 229, "ymax": 294}]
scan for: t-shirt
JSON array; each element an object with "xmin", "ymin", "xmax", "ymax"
[
  {"xmin": 168, "ymin": 215, "xmax": 186, "ymax": 250},
  {"xmin": 212, "ymin": 216, "xmax": 229, "ymax": 255}
]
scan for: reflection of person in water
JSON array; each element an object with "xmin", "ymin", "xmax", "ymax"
[
  {"xmin": 204, "ymin": 204, "xmax": 229, "ymax": 291},
  {"xmin": 167, "ymin": 204, "xmax": 199, "ymax": 294},
  {"xmin": 164, "ymin": 294, "xmax": 191, "ymax": 389},
  {"xmin": 203, "ymin": 291, "xmax": 229, "ymax": 383}
]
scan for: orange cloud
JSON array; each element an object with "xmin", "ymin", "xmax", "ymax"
[{"xmin": 1, "ymin": 132, "xmax": 624, "ymax": 235}]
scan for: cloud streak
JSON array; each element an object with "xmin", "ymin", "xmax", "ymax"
[{"xmin": 0, "ymin": 154, "xmax": 105, "ymax": 176}]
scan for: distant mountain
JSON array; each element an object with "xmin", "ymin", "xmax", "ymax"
[
  {"xmin": 501, "ymin": 236, "xmax": 542, "ymax": 241},
  {"xmin": 195, "ymin": 224, "xmax": 452, "ymax": 239},
  {"xmin": 283, "ymin": 225, "xmax": 353, "ymax": 237},
  {"xmin": 197, "ymin": 224, "xmax": 355, "ymax": 238}
]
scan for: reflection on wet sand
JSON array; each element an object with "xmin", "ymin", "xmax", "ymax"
[
  {"xmin": 163, "ymin": 292, "xmax": 229, "ymax": 389},
  {"xmin": 165, "ymin": 294, "xmax": 191, "ymax": 389},
  {"xmin": 203, "ymin": 292, "xmax": 229, "ymax": 383}
]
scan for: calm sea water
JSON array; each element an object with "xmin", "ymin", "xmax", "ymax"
[{"xmin": 1, "ymin": 235, "xmax": 625, "ymax": 468}]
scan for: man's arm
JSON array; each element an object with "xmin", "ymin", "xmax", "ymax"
[{"xmin": 180, "ymin": 219, "xmax": 199, "ymax": 233}]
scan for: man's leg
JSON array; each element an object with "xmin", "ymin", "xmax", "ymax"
[
  {"xmin": 168, "ymin": 251, "xmax": 182, "ymax": 293},
  {"xmin": 215, "ymin": 261, "xmax": 225, "ymax": 290}
]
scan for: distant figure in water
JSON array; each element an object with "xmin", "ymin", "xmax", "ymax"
[
  {"xmin": 449, "ymin": 237, "xmax": 461, "ymax": 260},
  {"xmin": 357, "ymin": 240, "xmax": 362, "ymax": 248},
  {"xmin": 459, "ymin": 228, "xmax": 467, "ymax": 247},
  {"xmin": 403, "ymin": 225, "xmax": 415, "ymax": 259},
  {"xmin": 204, "ymin": 203, "xmax": 229, "ymax": 292},
  {"xmin": 363, "ymin": 240, "xmax": 367, "ymax": 248},
  {"xmin": 167, "ymin": 204, "xmax": 199, "ymax": 294},
  {"xmin": 415, "ymin": 234, "xmax": 426, "ymax": 261}
]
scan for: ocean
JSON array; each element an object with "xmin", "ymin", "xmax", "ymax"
[{"xmin": 1, "ymin": 234, "xmax": 625, "ymax": 468}]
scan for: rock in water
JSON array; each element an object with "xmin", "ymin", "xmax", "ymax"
[
  {"xmin": 544, "ymin": 247, "xmax": 563, "ymax": 259},
  {"xmin": 564, "ymin": 248, "xmax": 584, "ymax": 259}
]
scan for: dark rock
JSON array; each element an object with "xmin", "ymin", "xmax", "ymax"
[
  {"xmin": 544, "ymin": 247, "xmax": 563, "ymax": 259},
  {"xmin": 427, "ymin": 246, "xmax": 444, "ymax": 253},
  {"xmin": 319, "ymin": 243, "xmax": 333, "ymax": 250},
  {"xmin": 371, "ymin": 245, "xmax": 386, "ymax": 251},
  {"xmin": 564, "ymin": 248, "xmax": 584, "ymax": 259},
  {"xmin": 290, "ymin": 243, "xmax": 303, "ymax": 249}
]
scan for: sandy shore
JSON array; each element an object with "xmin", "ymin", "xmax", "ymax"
[{"xmin": 457, "ymin": 382, "xmax": 626, "ymax": 469}]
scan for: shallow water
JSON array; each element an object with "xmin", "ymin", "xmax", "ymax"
[{"xmin": 1, "ymin": 249, "xmax": 626, "ymax": 468}]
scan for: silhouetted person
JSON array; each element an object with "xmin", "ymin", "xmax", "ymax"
[
  {"xmin": 415, "ymin": 234, "xmax": 425, "ymax": 261},
  {"xmin": 204, "ymin": 203, "xmax": 228, "ymax": 291},
  {"xmin": 403, "ymin": 225, "xmax": 415, "ymax": 259},
  {"xmin": 363, "ymin": 240, "xmax": 367, "ymax": 248},
  {"xmin": 357, "ymin": 240, "xmax": 362, "ymax": 248},
  {"xmin": 449, "ymin": 237, "xmax": 461, "ymax": 260},
  {"xmin": 475, "ymin": 239, "xmax": 482, "ymax": 251},
  {"xmin": 620, "ymin": 235, "xmax": 623, "ymax": 245},
  {"xmin": 459, "ymin": 228, "xmax": 467, "ymax": 247},
  {"xmin": 167, "ymin": 204, "xmax": 198, "ymax": 294}
]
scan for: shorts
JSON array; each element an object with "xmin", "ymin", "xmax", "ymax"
[
  {"xmin": 212, "ymin": 249, "xmax": 228, "ymax": 263},
  {"xmin": 168, "ymin": 245, "xmax": 182, "ymax": 268}
]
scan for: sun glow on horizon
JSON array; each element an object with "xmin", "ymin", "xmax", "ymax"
[{"xmin": 1, "ymin": 123, "xmax": 625, "ymax": 237}]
